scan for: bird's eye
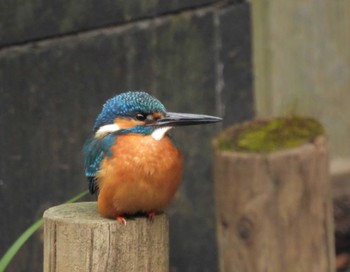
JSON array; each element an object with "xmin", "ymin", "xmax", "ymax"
[{"xmin": 135, "ymin": 113, "xmax": 147, "ymax": 121}]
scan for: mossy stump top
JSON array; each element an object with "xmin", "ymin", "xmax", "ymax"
[{"xmin": 214, "ymin": 116, "xmax": 325, "ymax": 153}]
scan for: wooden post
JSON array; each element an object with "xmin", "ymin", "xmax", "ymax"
[
  {"xmin": 43, "ymin": 202, "xmax": 168, "ymax": 272},
  {"xmin": 214, "ymin": 136, "xmax": 335, "ymax": 272}
]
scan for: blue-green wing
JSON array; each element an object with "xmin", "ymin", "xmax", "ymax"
[{"xmin": 83, "ymin": 133, "xmax": 116, "ymax": 194}]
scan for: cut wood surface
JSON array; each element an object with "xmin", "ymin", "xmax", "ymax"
[
  {"xmin": 43, "ymin": 202, "xmax": 168, "ymax": 272},
  {"xmin": 214, "ymin": 136, "xmax": 335, "ymax": 272}
]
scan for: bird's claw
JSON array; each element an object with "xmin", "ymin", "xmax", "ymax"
[
  {"xmin": 147, "ymin": 211, "xmax": 156, "ymax": 222},
  {"xmin": 116, "ymin": 216, "xmax": 127, "ymax": 225}
]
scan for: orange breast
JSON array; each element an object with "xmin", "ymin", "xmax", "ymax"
[{"xmin": 96, "ymin": 133, "xmax": 183, "ymax": 218}]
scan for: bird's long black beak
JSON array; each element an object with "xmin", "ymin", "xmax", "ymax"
[{"xmin": 152, "ymin": 112, "xmax": 222, "ymax": 127}]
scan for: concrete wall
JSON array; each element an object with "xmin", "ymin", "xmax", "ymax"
[
  {"xmin": 252, "ymin": 0, "xmax": 350, "ymax": 160},
  {"xmin": 0, "ymin": 1, "xmax": 253, "ymax": 271}
]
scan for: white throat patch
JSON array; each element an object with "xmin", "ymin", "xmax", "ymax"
[
  {"xmin": 151, "ymin": 126, "xmax": 173, "ymax": 141},
  {"xmin": 95, "ymin": 124, "xmax": 120, "ymax": 137}
]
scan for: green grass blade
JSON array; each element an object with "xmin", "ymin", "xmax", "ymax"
[
  {"xmin": 65, "ymin": 190, "xmax": 89, "ymax": 204},
  {"xmin": 0, "ymin": 190, "xmax": 89, "ymax": 272}
]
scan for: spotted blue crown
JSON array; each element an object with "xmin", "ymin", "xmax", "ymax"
[{"xmin": 93, "ymin": 91, "xmax": 166, "ymax": 132}]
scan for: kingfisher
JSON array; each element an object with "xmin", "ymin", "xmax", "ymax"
[{"xmin": 83, "ymin": 91, "xmax": 222, "ymax": 223}]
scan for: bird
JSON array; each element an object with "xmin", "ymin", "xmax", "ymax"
[{"xmin": 83, "ymin": 91, "xmax": 222, "ymax": 223}]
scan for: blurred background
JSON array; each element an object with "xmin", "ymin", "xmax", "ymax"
[{"xmin": 0, "ymin": 0, "xmax": 349, "ymax": 271}]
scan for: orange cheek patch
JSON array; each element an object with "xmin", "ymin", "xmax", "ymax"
[
  {"xmin": 152, "ymin": 113, "xmax": 164, "ymax": 120},
  {"xmin": 114, "ymin": 118, "xmax": 144, "ymax": 129}
]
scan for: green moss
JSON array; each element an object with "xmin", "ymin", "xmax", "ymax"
[{"xmin": 215, "ymin": 116, "xmax": 325, "ymax": 153}]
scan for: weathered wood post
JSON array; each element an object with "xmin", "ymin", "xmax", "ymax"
[
  {"xmin": 213, "ymin": 118, "xmax": 335, "ymax": 272},
  {"xmin": 43, "ymin": 202, "xmax": 168, "ymax": 272}
]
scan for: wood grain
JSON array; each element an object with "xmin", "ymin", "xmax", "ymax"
[
  {"xmin": 214, "ymin": 136, "xmax": 335, "ymax": 272},
  {"xmin": 43, "ymin": 202, "xmax": 168, "ymax": 272}
]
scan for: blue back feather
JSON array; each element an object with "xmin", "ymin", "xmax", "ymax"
[{"xmin": 83, "ymin": 133, "xmax": 116, "ymax": 177}]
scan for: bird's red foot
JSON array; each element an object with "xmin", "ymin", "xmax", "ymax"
[
  {"xmin": 147, "ymin": 211, "xmax": 156, "ymax": 222},
  {"xmin": 116, "ymin": 216, "xmax": 127, "ymax": 225}
]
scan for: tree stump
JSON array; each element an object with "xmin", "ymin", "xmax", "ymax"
[
  {"xmin": 213, "ymin": 120, "xmax": 335, "ymax": 272},
  {"xmin": 43, "ymin": 202, "xmax": 168, "ymax": 272}
]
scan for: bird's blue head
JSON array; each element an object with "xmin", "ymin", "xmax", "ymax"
[
  {"xmin": 92, "ymin": 91, "xmax": 222, "ymax": 139},
  {"xmin": 93, "ymin": 91, "xmax": 166, "ymax": 134}
]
